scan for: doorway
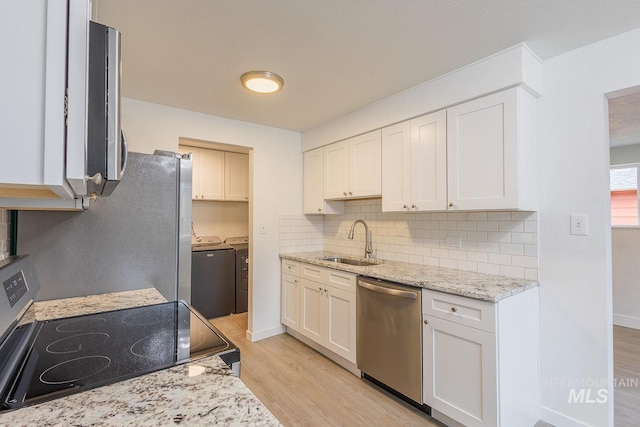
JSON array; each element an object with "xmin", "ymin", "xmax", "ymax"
[
  {"xmin": 607, "ymin": 87, "xmax": 640, "ymax": 426},
  {"xmin": 179, "ymin": 137, "xmax": 252, "ymax": 331}
]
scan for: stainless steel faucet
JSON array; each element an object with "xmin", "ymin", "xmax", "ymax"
[{"xmin": 348, "ymin": 219, "xmax": 373, "ymax": 259}]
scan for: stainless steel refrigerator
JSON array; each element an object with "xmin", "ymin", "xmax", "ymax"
[{"xmin": 16, "ymin": 151, "xmax": 192, "ymax": 302}]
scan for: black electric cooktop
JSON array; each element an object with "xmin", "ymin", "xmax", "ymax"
[{"xmin": 0, "ymin": 301, "xmax": 239, "ymax": 412}]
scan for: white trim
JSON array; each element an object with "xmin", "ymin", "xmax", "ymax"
[
  {"xmin": 245, "ymin": 324, "xmax": 285, "ymax": 342},
  {"xmin": 540, "ymin": 406, "xmax": 592, "ymax": 427},
  {"xmin": 613, "ymin": 313, "xmax": 640, "ymax": 330}
]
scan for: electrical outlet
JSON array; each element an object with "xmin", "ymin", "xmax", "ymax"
[
  {"xmin": 570, "ymin": 214, "xmax": 588, "ymax": 236},
  {"xmin": 446, "ymin": 236, "xmax": 462, "ymax": 248}
]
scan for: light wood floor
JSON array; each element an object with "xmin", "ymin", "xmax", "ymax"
[
  {"xmin": 211, "ymin": 313, "xmax": 443, "ymax": 427},
  {"xmin": 211, "ymin": 316, "xmax": 640, "ymax": 426},
  {"xmin": 614, "ymin": 325, "xmax": 640, "ymax": 427}
]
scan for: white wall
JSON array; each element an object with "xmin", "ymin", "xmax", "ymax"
[
  {"xmin": 302, "ymin": 44, "xmax": 542, "ymax": 151},
  {"xmin": 122, "ymin": 98, "xmax": 302, "ymax": 341},
  {"xmin": 535, "ymin": 28, "xmax": 640, "ymax": 426},
  {"xmin": 192, "ymin": 201, "xmax": 249, "ymax": 240},
  {"xmin": 612, "ymin": 228, "xmax": 640, "ymax": 328},
  {"xmin": 610, "ymin": 144, "xmax": 640, "ymax": 165}
]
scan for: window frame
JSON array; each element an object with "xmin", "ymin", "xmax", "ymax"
[{"xmin": 610, "ymin": 163, "xmax": 640, "ymax": 228}]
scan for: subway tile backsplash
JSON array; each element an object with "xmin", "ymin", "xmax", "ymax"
[
  {"xmin": 279, "ymin": 214, "xmax": 324, "ymax": 253},
  {"xmin": 280, "ymin": 199, "xmax": 538, "ymax": 280}
]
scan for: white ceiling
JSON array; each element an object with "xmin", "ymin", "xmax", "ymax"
[
  {"xmin": 609, "ymin": 91, "xmax": 640, "ymax": 148},
  {"xmin": 94, "ymin": 0, "xmax": 640, "ymax": 133}
]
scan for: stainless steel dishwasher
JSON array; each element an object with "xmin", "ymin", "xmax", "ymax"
[{"xmin": 356, "ymin": 276, "xmax": 425, "ymax": 409}]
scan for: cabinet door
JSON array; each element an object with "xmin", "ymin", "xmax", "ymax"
[
  {"xmin": 299, "ymin": 279, "xmax": 325, "ymax": 344},
  {"xmin": 325, "ymin": 287, "xmax": 356, "ymax": 363},
  {"xmin": 303, "ymin": 148, "xmax": 325, "ymax": 214},
  {"xmin": 224, "ymin": 152, "xmax": 249, "ymax": 201},
  {"xmin": 423, "ymin": 316, "xmax": 497, "ymax": 427},
  {"xmin": 381, "ymin": 121, "xmax": 411, "ymax": 212},
  {"xmin": 411, "ymin": 111, "xmax": 447, "ymax": 211},
  {"xmin": 0, "ymin": 1, "xmax": 73, "ymax": 200},
  {"xmin": 281, "ymin": 273, "xmax": 300, "ymax": 332},
  {"xmin": 349, "ymin": 130, "xmax": 381, "ymax": 197},
  {"xmin": 180, "ymin": 145, "xmax": 199, "ymax": 199},
  {"xmin": 323, "ymin": 141, "xmax": 349, "ymax": 199},
  {"xmin": 447, "ymin": 89, "xmax": 517, "ymax": 210},
  {"xmin": 200, "ymin": 149, "xmax": 225, "ymax": 200}
]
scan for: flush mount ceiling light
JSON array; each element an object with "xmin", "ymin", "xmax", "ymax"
[{"xmin": 240, "ymin": 70, "xmax": 284, "ymax": 94}]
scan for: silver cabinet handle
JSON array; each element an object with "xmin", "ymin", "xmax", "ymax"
[
  {"xmin": 449, "ymin": 202, "xmax": 454, "ymax": 207},
  {"xmin": 348, "ymin": 191, "xmax": 352, "ymax": 196},
  {"xmin": 411, "ymin": 204, "xmax": 416, "ymax": 209},
  {"xmin": 424, "ymin": 319, "xmax": 429, "ymax": 325},
  {"xmin": 451, "ymin": 307, "xmax": 457, "ymax": 313},
  {"xmin": 343, "ymin": 191, "xmax": 347, "ymax": 196},
  {"xmin": 357, "ymin": 280, "xmax": 417, "ymax": 299},
  {"xmin": 317, "ymin": 208, "xmax": 322, "ymax": 212},
  {"xmin": 403, "ymin": 204, "xmax": 408, "ymax": 209}
]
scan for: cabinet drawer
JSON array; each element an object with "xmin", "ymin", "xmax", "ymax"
[
  {"xmin": 422, "ymin": 289, "xmax": 495, "ymax": 333},
  {"xmin": 301, "ymin": 263, "xmax": 324, "ymax": 282},
  {"xmin": 325, "ymin": 269, "xmax": 356, "ymax": 293},
  {"xmin": 297, "ymin": 262, "xmax": 356, "ymax": 293},
  {"xmin": 281, "ymin": 259, "xmax": 300, "ymax": 276}
]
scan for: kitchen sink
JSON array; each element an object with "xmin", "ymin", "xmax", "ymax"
[{"xmin": 318, "ymin": 256, "xmax": 382, "ymax": 266}]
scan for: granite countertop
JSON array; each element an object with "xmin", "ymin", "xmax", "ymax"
[
  {"xmin": 280, "ymin": 251, "xmax": 538, "ymax": 302},
  {"xmin": 0, "ymin": 288, "xmax": 281, "ymax": 427}
]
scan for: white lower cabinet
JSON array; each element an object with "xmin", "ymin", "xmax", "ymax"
[
  {"xmin": 281, "ymin": 260, "xmax": 301, "ymax": 331},
  {"xmin": 424, "ymin": 315, "xmax": 497, "ymax": 426},
  {"xmin": 300, "ymin": 278, "xmax": 356, "ymax": 362},
  {"xmin": 281, "ymin": 260, "xmax": 357, "ymax": 365},
  {"xmin": 422, "ymin": 288, "xmax": 539, "ymax": 427}
]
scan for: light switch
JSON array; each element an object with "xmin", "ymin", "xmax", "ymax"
[{"xmin": 570, "ymin": 214, "xmax": 588, "ymax": 236}]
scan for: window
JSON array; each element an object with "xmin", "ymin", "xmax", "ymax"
[{"xmin": 610, "ymin": 166, "xmax": 639, "ymax": 226}]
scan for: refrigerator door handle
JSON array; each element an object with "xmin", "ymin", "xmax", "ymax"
[{"xmin": 120, "ymin": 130, "xmax": 128, "ymax": 177}]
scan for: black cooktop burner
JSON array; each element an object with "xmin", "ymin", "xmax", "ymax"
[{"xmin": 1, "ymin": 301, "xmax": 236, "ymax": 411}]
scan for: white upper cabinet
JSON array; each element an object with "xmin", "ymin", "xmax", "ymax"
[
  {"xmin": 447, "ymin": 87, "xmax": 536, "ymax": 211},
  {"xmin": 382, "ymin": 110, "xmax": 447, "ymax": 212},
  {"xmin": 183, "ymin": 146, "xmax": 224, "ymax": 201},
  {"xmin": 0, "ymin": 0, "xmax": 89, "ymax": 210},
  {"xmin": 224, "ymin": 152, "xmax": 249, "ymax": 201},
  {"xmin": 303, "ymin": 148, "xmax": 344, "ymax": 215},
  {"xmin": 349, "ymin": 131, "xmax": 382, "ymax": 197},
  {"xmin": 324, "ymin": 130, "xmax": 381, "ymax": 200},
  {"xmin": 199, "ymin": 149, "xmax": 225, "ymax": 200},
  {"xmin": 323, "ymin": 141, "xmax": 349, "ymax": 199},
  {"xmin": 182, "ymin": 146, "xmax": 249, "ymax": 202},
  {"xmin": 381, "ymin": 87, "xmax": 536, "ymax": 212}
]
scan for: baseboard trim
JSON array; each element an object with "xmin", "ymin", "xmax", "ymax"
[
  {"xmin": 246, "ymin": 324, "xmax": 286, "ymax": 342},
  {"xmin": 539, "ymin": 406, "xmax": 593, "ymax": 427},
  {"xmin": 286, "ymin": 328, "xmax": 360, "ymax": 377},
  {"xmin": 613, "ymin": 313, "xmax": 640, "ymax": 330}
]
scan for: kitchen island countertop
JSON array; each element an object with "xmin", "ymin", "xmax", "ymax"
[
  {"xmin": 0, "ymin": 288, "xmax": 281, "ymax": 427},
  {"xmin": 280, "ymin": 251, "xmax": 538, "ymax": 302}
]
